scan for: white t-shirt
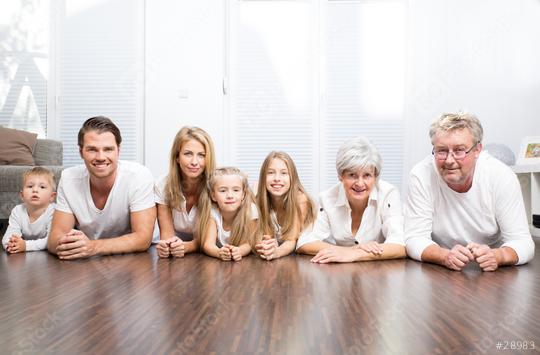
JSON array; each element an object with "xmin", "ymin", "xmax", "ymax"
[
  {"xmin": 155, "ymin": 176, "xmax": 197, "ymax": 241},
  {"xmin": 404, "ymin": 152, "xmax": 535, "ymax": 265},
  {"xmin": 296, "ymin": 180, "xmax": 405, "ymax": 250},
  {"xmin": 55, "ymin": 160, "xmax": 156, "ymax": 239},
  {"xmin": 2, "ymin": 203, "xmax": 55, "ymax": 251},
  {"xmin": 210, "ymin": 203, "xmax": 259, "ymax": 247}
]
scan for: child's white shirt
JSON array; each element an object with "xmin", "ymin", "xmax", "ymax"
[
  {"xmin": 2, "ymin": 203, "xmax": 55, "ymax": 251},
  {"xmin": 210, "ymin": 204, "xmax": 258, "ymax": 247}
]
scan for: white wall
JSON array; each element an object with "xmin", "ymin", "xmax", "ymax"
[
  {"xmin": 404, "ymin": 0, "xmax": 540, "ymax": 185},
  {"xmin": 145, "ymin": 1, "xmax": 225, "ymax": 178},
  {"xmin": 144, "ymin": 0, "xmax": 540, "ymax": 186}
]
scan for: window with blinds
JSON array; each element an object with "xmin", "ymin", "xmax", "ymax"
[
  {"xmin": 321, "ymin": 0, "xmax": 407, "ymax": 190},
  {"xmin": 228, "ymin": 0, "xmax": 407, "ymax": 195},
  {"xmin": 228, "ymin": 0, "xmax": 319, "ymax": 192},
  {"xmin": 56, "ymin": 0, "xmax": 144, "ymax": 166},
  {"xmin": 0, "ymin": 0, "xmax": 50, "ymax": 137}
]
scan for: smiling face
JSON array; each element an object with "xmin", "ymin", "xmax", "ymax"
[
  {"xmin": 432, "ymin": 128, "xmax": 481, "ymax": 192},
  {"xmin": 211, "ymin": 174, "xmax": 245, "ymax": 214},
  {"xmin": 20, "ymin": 174, "xmax": 56, "ymax": 209},
  {"xmin": 339, "ymin": 166, "xmax": 376, "ymax": 205},
  {"xmin": 265, "ymin": 158, "xmax": 291, "ymax": 199},
  {"xmin": 80, "ymin": 130, "xmax": 120, "ymax": 181},
  {"xmin": 177, "ymin": 139, "xmax": 206, "ymax": 180}
]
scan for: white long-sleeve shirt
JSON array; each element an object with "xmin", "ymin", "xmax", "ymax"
[
  {"xmin": 2, "ymin": 203, "xmax": 55, "ymax": 251},
  {"xmin": 404, "ymin": 152, "xmax": 535, "ymax": 265},
  {"xmin": 296, "ymin": 180, "xmax": 405, "ymax": 250}
]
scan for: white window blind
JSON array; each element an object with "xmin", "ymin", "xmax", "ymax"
[
  {"xmin": 228, "ymin": 0, "xmax": 407, "ymax": 195},
  {"xmin": 228, "ymin": 0, "xmax": 319, "ymax": 192},
  {"xmin": 321, "ymin": 0, "xmax": 407, "ymax": 190},
  {"xmin": 57, "ymin": 0, "xmax": 144, "ymax": 166},
  {"xmin": 0, "ymin": 0, "xmax": 50, "ymax": 137}
]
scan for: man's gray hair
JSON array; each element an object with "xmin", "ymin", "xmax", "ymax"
[
  {"xmin": 429, "ymin": 111, "xmax": 484, "ymax": 144},
  {"xmin": 336, "ymin": 136, "xmax": 382, "ymax": 177}
]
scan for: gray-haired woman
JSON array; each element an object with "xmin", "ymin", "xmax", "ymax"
[{"xmin": 296, "ymin": 137, "xmax": 406, "ymax": 263}]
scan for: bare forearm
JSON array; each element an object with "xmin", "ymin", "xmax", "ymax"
[
  {"xmin": 357, "ymin": 243, "xmax": 406, "ymax": 261},
  {"xmin": 238, "ymin": 243, "xmax": 252, "ymax": 257},
  {"xmin": 92, "ymin": 232, "xmax": 152, "ymax": 255},
  {"xmin": 276, "ymin": 240, "xmax": 296, "ymax": 258},
  {"xmin": 183, "ymin": 240, "xmax": 199, "ymax": 254},
  {"xmin": 47, "ymin": 229, "xmax": 67, "ymax": 254},
  {"xmin": 297, "ymin": 241, "xmax": 335, "ymax": 255},
  {"xmin": 203, "ymin": 243, "xmax": 221, "ymax": 258},
  {"xmin": 420, "ymin": 244, "xmax": 448, "ymax": 266}
]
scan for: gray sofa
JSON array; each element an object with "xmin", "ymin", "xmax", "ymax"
[{"xmin": 0, "ymin": 139, "xmax": 64, "ymax": 221}]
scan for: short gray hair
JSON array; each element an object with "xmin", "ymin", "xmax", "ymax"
[
  {"xmin": 336, "ymin": 137, "xmax": 382, "ymax": 177},
  {"xmin": 429, "ymin": 111, "xmax": 483, "ymax": 144}
]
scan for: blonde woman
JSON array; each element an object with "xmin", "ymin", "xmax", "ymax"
[
  {"xmin": 255, "ymin": 151, "xmax": 316, "ymax": 260},
  {"xmin": 155, "ymin": 126, "xmax": 216, "ymax": 258},
  {"xmin": 200, "ymin": 167, "xmax": 258, "ymax": 261}
]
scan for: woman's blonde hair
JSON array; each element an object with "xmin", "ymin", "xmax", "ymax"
[
  {"xmin": 198, "ymin": 167, "xmax": 258, "ymax": 248},
  {"xmin": 163, "ymin": 126, "xmax": 216, "ymax": 212},
  {"xmin": 256, "ymin": 151, "xmax": 316, "ymax": 241}
]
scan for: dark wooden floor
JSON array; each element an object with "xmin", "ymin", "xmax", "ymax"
[{"xmin": 1, "ymin": 241, "xmax": 540, "ymax": 355}]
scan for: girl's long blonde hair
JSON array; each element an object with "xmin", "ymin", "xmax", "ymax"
[
  {"xmin": 256, "ymin": 151, "xmax": 316, "ymax": 241},
  {"xmin": 198, "ymin": 167, "xmax": 258, "ymax": 248},
  {"xmin": 164, "ymin": 127, "xmax": 215, "ymax": 242}
]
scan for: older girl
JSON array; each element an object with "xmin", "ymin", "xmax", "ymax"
[
  {"xmin": 255, "ymin": 151, "xmax": 316, "ymax": 260},
  {"xmin": 296, "ymin": 137, "xmax": 406, "ymax": 263},
  {"xmin": 200, "ymin": 167, "xmax": 258, "ymax": 261},
  {"xmin": 155, "ymin": 126, "xmax": 216, "ymax": 258}
]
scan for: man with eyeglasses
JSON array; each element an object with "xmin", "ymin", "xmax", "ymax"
[{"xmin": 404, "ymin": 112, "xmax": 534, "ymax": 271}]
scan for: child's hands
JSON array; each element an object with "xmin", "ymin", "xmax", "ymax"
[
  {"xmin": 218, "ymin": 245, "xmax": 232, "ymax": 261},
  {"xmin": 255, "ymin": 234, "xmax": 279, "ymax": 261},
  {"xmin": 156, "ymin": 239, "xmax": 172, "ymax": 258},
  {"xmin": 169, "ymin": 237, "xmax": 185, "ymax": 258},
  {"xmin": 157, "ymin": 237, "xmax": 185, "ymax": 258},
  {"xmin": 7, "ymin": 235, "xmax": 26, "ymax": 254},
  {"xmin": 230, "ymin": 245, "xmax": 243, "ymax": 261}
]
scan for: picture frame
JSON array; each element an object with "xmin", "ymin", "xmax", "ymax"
[{"xmin": 517, "ymin": 136, "xmax": 540, "ymax": 165}]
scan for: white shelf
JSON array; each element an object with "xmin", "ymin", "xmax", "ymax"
[
  {"xmin": 532, "ymin": 225, "xmax": 540, "ymax": 239},
  {"xmin": 514, "ymin": 169, "xmax": 540, "ymax": 239},
  {"xmin": 511, "ymin": 163, "xmax": 540, "ymax": 174}
]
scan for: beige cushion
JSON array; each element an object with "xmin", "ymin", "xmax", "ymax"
[{"xmin": 0, "ymin": 127, "xmax": 38, "ymax": 165}]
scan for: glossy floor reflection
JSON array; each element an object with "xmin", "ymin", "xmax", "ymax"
[{"xmin": 1, "ymin": 242, "xmax": 540, "ymax": 354}]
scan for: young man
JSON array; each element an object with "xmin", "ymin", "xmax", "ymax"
[
  {"xmin": 404, "ymin": 112, "xmax": 534, "ymax": 271},
  {"xmin": 48, "ymin": 116, "xmax": 156, "ymax": 259}
]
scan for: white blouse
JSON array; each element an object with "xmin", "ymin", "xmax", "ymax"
[
  {"xmin": 296, "ymin": 180, "xmax": 405, "ymax": 250},
  {"xmin": 155, "ymin": 176, "xmax": 197, "ymax": 241}
]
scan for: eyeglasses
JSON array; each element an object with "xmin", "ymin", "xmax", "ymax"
[{"xmin": 432, "ymin": 142, "xmax": 478, "ymax": 161}]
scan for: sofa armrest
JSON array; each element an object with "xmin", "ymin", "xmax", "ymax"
[{"xmin": 33, "ymin": 139, "xmax": 63, "ymax": 166}]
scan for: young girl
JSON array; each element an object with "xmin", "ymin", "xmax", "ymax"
[
  {"xmin": 255, "ymin": 151, "xmax": 316, "ymax": 260},
  {"xmin": 199, "ymin": 167, "xmax": 258, "ymax": 261},
  {"xmin": 155, "ymin": 126, "xmax": 216, "ymax": 258}
]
